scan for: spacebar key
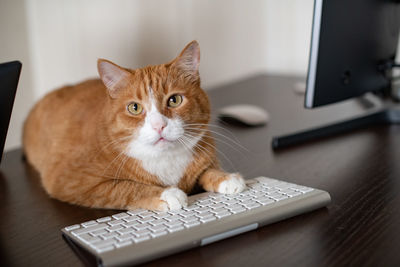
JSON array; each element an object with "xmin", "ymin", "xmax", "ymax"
[{"xmin": 71, "ymin": 223, "xmax": 109, "ymax": 236}]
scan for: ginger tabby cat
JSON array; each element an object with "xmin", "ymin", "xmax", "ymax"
[{"xmin": 23, "ymin": 41, "xmax": 246, "ymax": 211}]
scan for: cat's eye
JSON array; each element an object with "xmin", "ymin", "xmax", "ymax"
[
  {"xmin": 127, "ymin": 102, "xmax": 143, "ymax": 115},
  {"xmin": 167, "ymin": 94, "xmax": 183, "ymax": 108}
]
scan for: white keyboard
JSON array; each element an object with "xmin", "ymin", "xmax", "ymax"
[{"xmin": 62, "ymin": 177, "xmax": 331, "ymax": 266}]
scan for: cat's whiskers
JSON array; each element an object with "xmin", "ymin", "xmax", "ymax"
[
  {"xmin": 178, "ymin": 136, "xmax": 213, "ymax": 164},
  {"xmin": 184, "ymin": 127, "xmax": 248, "ymax": 154},
  {"xmin": 186, "ymin": 121, "xmax": 241, "ymax": 137},
  {"xmin": 176, "ymin": 138, "xmax": 194, "ymax": 155},
  {"xmin": 113, "ymin": 147, "xmax": 130, "ymax": 183},
  {"xmin": 184, "ymin": 115, "xmax": 245, "ymax": 141},
  {"xmin": 181, "ymin": 133, "xmax": 238, "ymax": 172},
  {"xmin": 183, "ymin": 124, "xmax": 248, "ymax": 155},
  {"xmin": 179, "ymin": 137, "xmax": 220, "ymax": 169},
  {"xmin": 184, "ymin": 121, "xmax": 244, "ymax": 145},
  {"xmin": 100, "ymin": 146, "xmax": 130, "ymax": 181},
  {"xmin": 180, "ymin": 135, "xmax": 229, "ymax": 170}
]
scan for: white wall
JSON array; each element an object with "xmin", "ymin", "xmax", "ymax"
[{"xmin": 0, "ymin": 0, "xmax": 327, "ymax": 151}]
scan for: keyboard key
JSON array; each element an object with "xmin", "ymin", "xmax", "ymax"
[
  {"xmin": 134, "ymin": 229, "xmax": 151, "ymax": 237},
  {"xmin": 183, "ymin": 205, "xmax": 198, "ymax": 211},
  {"xmin": 291, "ymin": 186, "xmax": 314, "ymax": 193},
  {"xmin": 180, "ymin": 216, "xmax": 199, "ymax": 223},
  {"xmin": 165, "ymin": 220, "xmax": 183, "ymax": 227},
  {"xmin": 139, "ymin": 211, "xmax": 155, "ymax": 218},
  {"xmin": 163, "ymin": 215, "xmax": 182, "ymax": 222},
  {"xmin": 256, "ymin": 198, "xmax": 275, "ymax": 205},
  {"xmin": 71, "ymin": 223, "xmax": 108, "ymax": 235},
  {"xmin": 102, "ymin": 231, "xmax": 118, "ymax": 239},
  {"xmin": 107, "ymin": 225, "xmax": 124, "ymax": 232},
  {"xmin": 82, "ymin": 220, "xmax": 98, "ymax": 227},
  {"xmin": 149, "ymin": 224, "xmax": 167, "ymax": 232},
  {"xmin": 91, "ymin": 229, "xmax": 108, "ymax": 236},
  {"xmin": 149, "ymin": 219, "xmax": 167, "ymax": 226},
  {"xmin": 97, "ymin": 217, "xmax": 112, "ymax": 223},
  {"xmin": 78, "ymin": 233, "xmax": 102, "ymax": 244},
  {"xmin": 168, "ymin": 225, "xmax": 184, "ymax": 233},
  {"xmin": 275, "ymin": 183, "xmax": 293, "ymax": 190},
  {"xmin": 209, "ymin": 203, "xmax": 225, "ymax": 209},
  {"xmin": 196, "ymin": 206, "xmax": 211, "ymax": 212},
  {"xmin": 268, "ymin": 193, "xmax": 289, "ymax": 201},
  {"xmin": 139, "ymin": 216, "xmax": 155, "ymax": 223},
  {"xmin": 115, "ymin": 240, "xmax": 132, "ymax": 248},
  {"xmin": 150, "ymin": 231, "xmax": 168, "ymax": 238},
  {"xmin": 241, "ymin": 200, "xmax": 258, "ymax": 206},
  {"xmin": 184, "ymin": 221, "xmax": 201, "ymax": 228},
  {"xmin": 108, "ymin": 219, "xmax": 125, "ymax": 226},
  {"xmin": 123, "ymin": 215, "xmax": 140, "ymax": 222},
  {"xmin": 223, "ymin": 199, "xmax": 239, "ymax": 205},
  {"xmin": 196, "ymin": 212, "xmax": 214, "ymax": 218},
  {"xmin": 200, "ymin": 216, "xmax": 216, "ymax": 223},
  {"xmin": 118, "ymin": 227, "xmax": 136, "ymax": 235},
  {"xmin": 116, "ymin": 233, "xmax": 134, "ymax": 241},
  {"xmin": 250, "ymin": 191, "xmax": 267, "ymax": 198},
  {"xmin": 95, "ymin": 245, "xmax": 114, "ymax": 253},
  {"xmin": 153, "ymin": 212, "xmax": 170, "ymax": 219},
  {"xmin": 237, "ymin": 195, "xmax": 252, "ymax": 202},
  {"xmin": 215, "ymin": 211, "xmax": 232, "ymax": 218},
  {"xmin": 91, "ymin": 238, "xmax": 118, "ymax": 249},
  {"xmin": 211, "ymin": 208, "xmax": 229, "ymax": 215},
  {"xmin": 65, "ymin": 224, "xmax": 80, "ymax": 231},
  {"xmin": 244, "ymin": 202, "xmax": 261, "ymax": 209},
  {"xmin": 126, "ymin": 223, "xmax": 142, "ymax": 230},
  {"xmin": 227, "ymin": 204, "xmax": 244, "ymax": 210},
  {"xmin": 133, "ymin": 235, "xmax": 150, "ymax": 243},
  {"xmin": 179, "ymin": 210, "xmax": 196, "ymax": 217},
  {"xmin": 112, "ymin": 213, "xmax": 130, "ymax": 220},
  {"xmin": 280, "ymin": 189, "xmax": 302, "ymax": 197},
  {"xmin": 212, "ymin": 196, "xmax": 228, "ymax": 202},
  {"xmin": 135, "ymin": 223, "xmax": 151, "ymax": 230},
  {"xmin": 230, "ymin": 207, "xmax": 247, "ymax": 214},
  {"xmin": 198, "ymin": 200, "xmax": 213, "ymax": 206},
  {"xmin": 127, "ymin": 209, "xmax": 146, "ymax": 216}
]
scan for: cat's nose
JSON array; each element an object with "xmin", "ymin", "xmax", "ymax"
[{"xmin": 150, "ymin": 116, "xmax": 167, "ymax": 134}]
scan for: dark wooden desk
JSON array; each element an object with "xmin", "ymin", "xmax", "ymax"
[{"xmin": 1, "ymin": 74, "xmax": 400, "ymax": 266}]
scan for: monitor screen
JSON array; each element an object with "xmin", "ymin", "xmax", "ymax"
[{"xmin": 305, "ymin": 0, "xmax": 400, "ymax": 108}]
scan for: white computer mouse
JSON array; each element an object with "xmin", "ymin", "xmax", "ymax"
[{"xmin": 218, "ymin": 104, "xmax": 269, "ymax": 127}]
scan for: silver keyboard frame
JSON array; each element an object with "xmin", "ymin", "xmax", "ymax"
[{"xmin": 62, "ymin": 177, "xmax": 331, "ymax": 266}]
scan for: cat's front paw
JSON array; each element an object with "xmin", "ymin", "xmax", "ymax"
[
  {"xmin": 217, "ymin": 173, "xmax": 246, "ymax": 194},
  {"xmin": 159, "ymin": 187, "xmax": 188, "ymax": 211}
]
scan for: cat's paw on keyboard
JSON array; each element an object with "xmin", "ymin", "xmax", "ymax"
[
  {"xmin": 217, "ymin": 173, "xmax": 246, "ymax": 194},
  {"xmin": 160, "ymin": 187, "xmax": 188, "ymax": 211}
]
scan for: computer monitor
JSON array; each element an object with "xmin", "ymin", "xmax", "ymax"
[
  {"xmin": 272, "ymin": 0, "xmax": 400, "ymax": 149},
  {"xmin": 0, "ymin": 61, "xmax": 22, "ymax": 162},
  {"xmin": 306, "ymin": 0, "xmax": 400, "ymax": 108}
]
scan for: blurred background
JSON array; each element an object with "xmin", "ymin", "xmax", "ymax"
[{"xmin": 1, "ymin": 0, "xmax": 398, "ymax": 151}]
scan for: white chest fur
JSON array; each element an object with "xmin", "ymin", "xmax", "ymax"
[{"xmin": 139, "ymin": 147, "xmax": 193, "ymax": 186}]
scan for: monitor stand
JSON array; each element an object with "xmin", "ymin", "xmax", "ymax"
[{"xmin": 271, "ymin": 102, "xmax": 400, "ymax": 149}]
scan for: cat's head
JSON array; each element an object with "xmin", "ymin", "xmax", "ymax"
[{"xmin": 97, "ymin": 41, "xmax": 210, "ymax": 158}]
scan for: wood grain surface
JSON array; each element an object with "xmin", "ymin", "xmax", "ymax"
[{"xmin": 1, "ymin": 74, "xmax": 399, "ymax": 266}]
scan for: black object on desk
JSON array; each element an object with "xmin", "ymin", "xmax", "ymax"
[
  {"xmin": 1, "ymin": 74, "xmax": 400, "ymax": 266},
  {"xmin": 0, "ymin": 61, "xmax": 21, "ymax": 162}
]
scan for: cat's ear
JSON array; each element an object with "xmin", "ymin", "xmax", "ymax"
[
  {"xmin": 98, "ymin": 59, "xmax": 131, "ymax": 98},
  {"xmin": 172, "ymin": 40, "xmax": 200, "ymax": 80}
]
